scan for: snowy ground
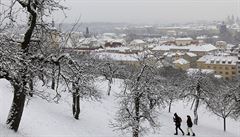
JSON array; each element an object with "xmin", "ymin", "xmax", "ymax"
[{"xmin": 1, "ymin": 78, "xmax": 240, "ymax": 137}]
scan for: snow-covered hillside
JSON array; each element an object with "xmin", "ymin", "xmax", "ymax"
[{"xmin": 0, "ymin": 79, "xmax": 240, "ymax": 137}]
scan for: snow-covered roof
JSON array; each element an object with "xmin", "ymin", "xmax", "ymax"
[
  {"xmin": 79, "ymin": 37, "xmax": 97, "ymax": 44},
  {"xmin": 189, "ymin": 44, "xmax": 217, "ymax": 52},
  {"xmin": 130, "ymin": 39, "xmax": 146, "ymax": 45},
  {"xmin": 185, "ymin": 52, "xmax": 197, "ymax": 57},
  {"xmin": 187, "ymin": 68, "xmax": 215, "ymax": 75},
  {"xmin": 94, "ymin": 52, "xmax": 140, "ymax": 61},
  {"xmin": 152, "ymin": 44, "xmax": 217, "ymax": 52},
  {"xmin": 105, "ymin": 47, "xmax": 130, "ymax": 52},
  {"xmin": 173, "ymin": 58, "xmax": 189, "ymax": 65},
  {"xmin": 119, "ymin": 34, "xmax": 127, "ymax": 37},
  {"xmin": 103, "ymin": 33, "xmax": 117, "ymax": 37},
  {"xmin": 164, "ymin": 52, "xmax": 185, "ymax": 57},
  {"xmin": 176, "ymin": 37, "xmax": 193, "ymax": 41},
  {"xmin": 197, "ymin": 55, "xmax": 237, "ymax": 65},
  {"xmin": 130, "ymin": 46, "xmax": 144, "ymax": 51},
  {"xmin": 103, "ymin": 38, "xmax": 126, "ymax": 44},
  {"xmin": 212, "ymin": 36, "xmax": 219, "ymax": 39},
  {"xmin": 226, "ymin": 44, "xmax": 236, "ymax": 49},
  {"xmin": 196, "ymin": 36, "xmax": 207, "ymax": 40}
]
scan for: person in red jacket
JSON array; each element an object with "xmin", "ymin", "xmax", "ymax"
[
  {"xmin": 186, "ymin": 115, "xmax": 195, "ymax": 136},
  {"xmin": 173, "ymin": 113, "xmax": 184, "ymax": 135}
]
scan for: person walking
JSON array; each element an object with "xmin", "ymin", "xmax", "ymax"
[
  {"xmin": 173, "ymin": 113, "xmax": 184, "ymax": 135},
  {"xmin": 186, "ymin": 115, "xmax": 195, "ymax": 136}
]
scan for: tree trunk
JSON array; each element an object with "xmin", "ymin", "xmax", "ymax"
[
  {"xmin": 223, "ymin": 117, "xmax": 226, "ymax": 132},
  {"xmin": 51, "ymin": 78, "xmax": 55, "ymax": 90},
  {"xmin": 6, "ymin": 85, "xmax": 26, "ymax": 132},
  {"xmin": 51, "ymin": 66, "xmax": 55, "ymax": 90},
  {"xmin": 149, "ymin": 99, "xmax": 155, "ymax": 110},
  {"xmin": 193, "ymin": 98, "xmax": 199, "ymax": 125},
  {"xmin": 133, "ymin": 95, "xmax": 140, "ymax": 137},
  {"xmin": 107, "ymin": 79, "xmax": 112, "ymax": 96},
  {"xmin": 194, "ymin": 83, "xmax": 201, "ymax": 125},
  {"xmin": 132, "ymin": 126, "xmax": 139, "ymax": 137},
  {"xmin": 6, "ymin": 0, "xmax": 38, "ymax": 132},
  {"xmin": 190, "ymin": 99, "xmax": 195, "ymax": 110},
  {"xmin": 169, "ymin": 99, "xmax": 173, "ymax": 113},
  {"xmin": 29, "ymin": 78, "xmax": 33, "ymax": 97},
  {"xmin": 72, "ymin": 85, "xmax": 80, "ymax": 120}
]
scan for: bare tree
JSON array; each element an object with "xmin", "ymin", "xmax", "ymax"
[
  {"xmin": 113, "ymin": 63, "xmax": 166, "ymax": 137},
  {"xmin": 98, "ymin": 61, "xmax": 120, "ymax": 96},
  {"xmin": 159, "ymin": 66, "xmax": 187, "ymax": 113},
  {"xmin": 205, "ymin": 78, "xmax": 236, "ymax": 132},
  {"xmin": 62, "ymin": 57, "xmax": 101, "ymax": 120},
  {"xmin": 182, "ymin": 69, "xmax": 215, "ymax": 125},
  {"xmin": 231, "ymin": 79, "xmax": 240, "ymax": 118}
]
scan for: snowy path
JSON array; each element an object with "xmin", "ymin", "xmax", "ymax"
[{"xmin": 1, "ymin": 79, "xmax": 240, "ymax": 137}]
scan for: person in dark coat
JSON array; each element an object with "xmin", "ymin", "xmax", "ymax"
[
  {"xmin": 186, "ymin": 115, "xmax": 195, "ymax": 136},
  {"xmin": 173, "ymin": 113, "xmax": 184, "ymax": 135}
]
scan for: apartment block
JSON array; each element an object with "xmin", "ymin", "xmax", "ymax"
[{"xmin": 197, "ymin": 55, "xmax": 237, "ymax": 79}]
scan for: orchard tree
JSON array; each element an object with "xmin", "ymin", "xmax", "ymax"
[
  {"xmin": 98, "ymin": 61, "xmax": 120, "ymax": 96},
  {"xmin": 113, "ymin": 63, "xmax": 166, "ymax": 137},
  {"xmin": 62, "ymin": 57, "xmax": 101, "ymax": 120},
  {"xmin": 182, "ymin": 69, "xmax": 216, "ymax": 125},
  {"xmin": 223, "ymin": 78, "xmax": 240, "ymax": 125},
  {"xmin": 205, "ymin": 78, "xmax": 236, "ymax": 132},
  {"xmin": 159, "ymin": 66, "xmax": 187, "ymax": 113}
]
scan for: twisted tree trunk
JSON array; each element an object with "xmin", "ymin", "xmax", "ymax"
[
  {"xmin": 133, "ymin": 94, "xmax": 140, "ymax": 137},
  {"xmin": 51, "ymin": 66, "xmax": 55, "ymax": 90},
  {"xmin": 193, "ymin": 83, "xmax": 200, "ymax": 125},
  {"xmin": 72, "ymin": 83, "xmax": 80, "ymax": 120},
  {"xmin": 193, "ymin": 98, "xmax": 199, "ymax": 125},
  {"xmin": 107, "ymin": 79, "xmax": 112, "ymax": 96},
  {"xmin": 168, "ymin": 99, "xmax": 173, "ymax": 113},
  {"xmin": 6, "ymin": 84, "xmax": 26, "ymax": 131},
  {"xmin": 72, "ymin": 92, "xmax": 80, "ymax": 119},
  {"xmin": 6, "ymin": 0, "xmax": 37, "ymax": 132}
]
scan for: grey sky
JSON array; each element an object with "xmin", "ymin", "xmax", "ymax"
[
  {"xmin": 6, "ymin": 0, "xmax": 240, "ymax": 24},
  {"xmin": 53, "ymin": 0, "xmax": 240, "ymax": 24}
]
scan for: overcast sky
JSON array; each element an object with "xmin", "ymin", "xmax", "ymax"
[
  {"xmin": 1, "ymin": 0, "xmax": 238, "ymax": 24},
  {"xmin": 53, "ymin": 0, "xmax": 240, "ymax": 24}
]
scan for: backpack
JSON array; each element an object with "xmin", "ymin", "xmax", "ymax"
[{"xmin": 179, "ymin": 117, "xmax": 182, "ymax": 123}]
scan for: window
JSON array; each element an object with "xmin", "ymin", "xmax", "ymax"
[
  {"xmin": 232, "ymin": 66, "xmax": 236, "ymax": 69},
  {"xmin": 225, "ymin": 67, "xmax": 229, "ymax": 70},
  {"xmin": 225, "ymin": 72, "xmax": 229, "ymax": 75},
  {"xmin": 232, "ymin": 71, "xmax": 236, "ymax": 75},
  {"xmin": 219, "ymin": 71, "xmax": 223, "ymax": 74}
]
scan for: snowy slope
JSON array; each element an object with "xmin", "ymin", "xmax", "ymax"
[{"xmin": 0, "ymin": 79, "xmax": 240, "ymax": 137}]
